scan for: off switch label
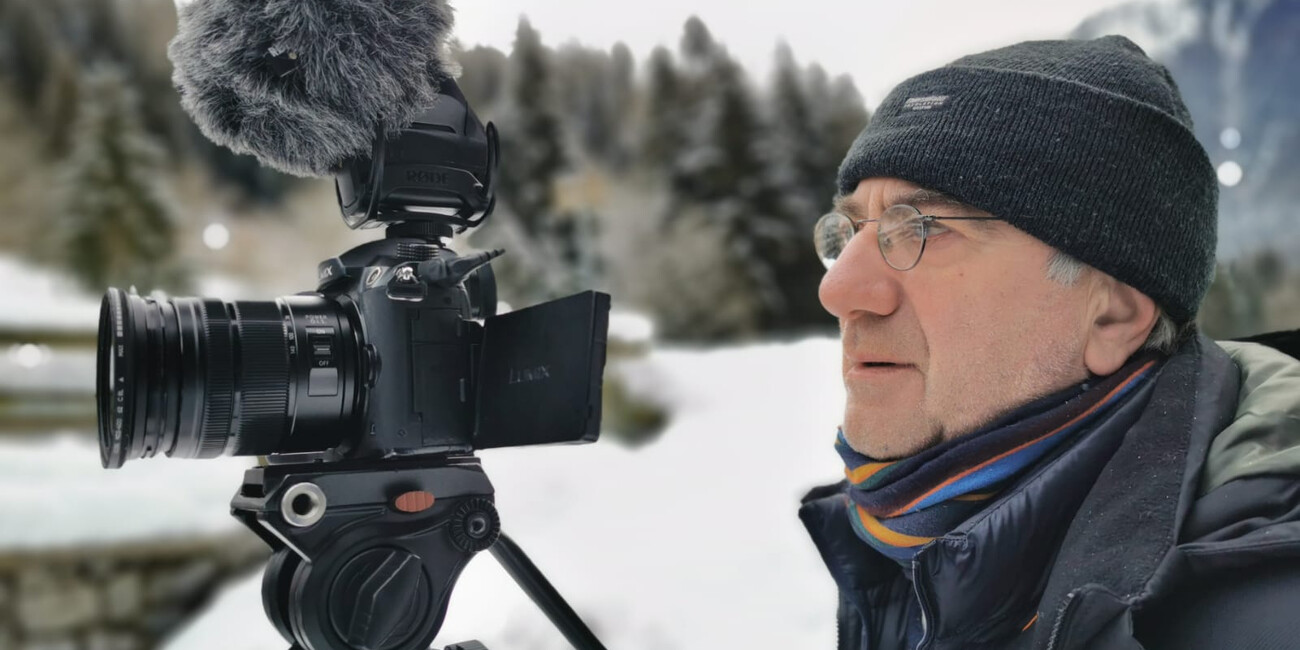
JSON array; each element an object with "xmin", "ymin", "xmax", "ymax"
[{"xmin": 306, "ymin": 327, "xmax": 338, "ymax": 396}]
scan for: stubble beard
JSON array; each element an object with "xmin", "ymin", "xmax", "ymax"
[{"xmin": 840, "ymin": 334, "xmax": 1087, "ymax": 461}]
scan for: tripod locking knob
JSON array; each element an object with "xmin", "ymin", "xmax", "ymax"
[
  {"xmin": 449, "ymin": 498, "xmax": 501, "ymax": 553},
  {"xmin": 328, "ymin": 548, "xmax": 433, "ymax": 650}
]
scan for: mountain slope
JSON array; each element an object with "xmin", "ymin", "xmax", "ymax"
[{"xmin": 1073, "ymin": 0, "xmax": 1300, "ymax": 259}]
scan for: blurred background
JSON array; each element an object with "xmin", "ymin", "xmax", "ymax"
[{"xmin": 0, "ymin": 0, "xmax": 1295, "ymax": 648}]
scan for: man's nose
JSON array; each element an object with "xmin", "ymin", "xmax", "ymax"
[{"xmin": 818, "ymin": 231, "xmax": 903, "ymax": 320}]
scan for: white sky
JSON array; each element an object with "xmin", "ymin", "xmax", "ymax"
[{"xmin": 450, "ymin": 0, "xmax": 1153, "ymax": 105}]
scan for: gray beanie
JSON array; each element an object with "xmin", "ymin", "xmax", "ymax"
[{"xmin": 837, "ymin": 35, "xmax": 1217, "ymax": 324}]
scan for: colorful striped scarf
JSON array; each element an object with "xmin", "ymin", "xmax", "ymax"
[{"xmin": 837, "ymin": 354, "xmax": 1161, "ymax": 563}]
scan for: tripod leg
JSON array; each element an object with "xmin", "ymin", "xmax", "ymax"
[{"xmin": 489, "ymin": 532, "xmax": 607, "ymax": 650}]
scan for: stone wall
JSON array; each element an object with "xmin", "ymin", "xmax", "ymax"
[{"xmin": 0, "ymin": 531, "xmax": 268, "ymax": 650}]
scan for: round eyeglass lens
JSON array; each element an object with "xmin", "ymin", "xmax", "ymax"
[
  {"xmin": 877, "ymin": 205, "xmax": 926, "ymax": 270},
  {"xmin": 814, "ymin": 212, "xmax": 854, "ymax": 269}
]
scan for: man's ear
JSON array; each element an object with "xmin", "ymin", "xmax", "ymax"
[{"xmin": 1083, "ymin": 276, "xmax": 1158, "ymax": 376}]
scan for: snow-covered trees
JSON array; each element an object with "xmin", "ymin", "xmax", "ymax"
[
  {"xmin": 762, "ymin": 46, "xmax": 871, "ymax": 334},
  {"xmin": 55, "ymin": 65, "xmax": 187, "ymax": 294},
  {"xmin": 461, "ymin": 16, "xmax": 870, "ymax": 341},
  {"xmin": 499, "ymin": 19, "xmax": 566, "ymax": 240}
]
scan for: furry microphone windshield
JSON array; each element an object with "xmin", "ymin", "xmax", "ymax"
[{"xmin": 168, "ymin": 0, "xmax": 457, "ymax": 177}]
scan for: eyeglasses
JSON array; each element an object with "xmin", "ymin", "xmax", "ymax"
[{"xmin": 814, "ymin": 204, "xmax": 1000, "ymax": 271}]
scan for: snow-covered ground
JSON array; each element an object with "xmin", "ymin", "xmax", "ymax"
[
  {"xmin": 163, "ymin": 339, "xmax": 849, "ymax": 650},
  {"xmin": 0, "ymin": 256, "xmax": 101, "ymax": 331},
  {"xmin": 0, "ymin": 434, "xmax": 255, "ymax": 548}
]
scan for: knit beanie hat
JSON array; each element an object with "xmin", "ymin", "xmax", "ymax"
[{"xmin": 836, "ymin": 35, "xmax": 1217, "ymax": 324}]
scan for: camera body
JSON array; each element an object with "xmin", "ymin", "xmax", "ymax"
[
  {"xmin": 289, "ymin": 234, "xmax": 609, "ymax": 463},
  {"xmin": 304, "ymin": 237, "xmax": 495, "ymax": 461}
]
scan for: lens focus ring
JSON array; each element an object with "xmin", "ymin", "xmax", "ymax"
[
  {"xmin": 197, "ymin": 300, "xmax": 234, "ymax": 459},
  {"xmin": 231, "ymin": 302, "xmax": 290, "ymax": 455}
]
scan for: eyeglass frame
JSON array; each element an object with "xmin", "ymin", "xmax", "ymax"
[{"xmin": 822, "ymin": 204, "xmax": 1001, "ymax": 271}]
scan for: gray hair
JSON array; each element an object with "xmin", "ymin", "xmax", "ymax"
[{"xmin": 1046, "ymin": 250, "xmax": 1186, "ymax": 355}]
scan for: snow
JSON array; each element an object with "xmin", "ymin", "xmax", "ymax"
[
  {"xmin": 0, "ymin": 254, "xmax": 258, "ymax": 331},
  {"xmin": 607, "ymin": 311, "xmax": 655, "ymax": 345},
  {"xmin": 164, "ymin": 338, "xmax": 849, "ymax": 650},
  {"xmin": 0, "ymin": 257, "xmax": 101, "ymax": 331},
  {"xmin": 0, "ymin": 346, "xmax": 93, "ymax": 393},
  {"xmin": 0, "ymin": 434, "xmax": 255, "ymax": 548}
]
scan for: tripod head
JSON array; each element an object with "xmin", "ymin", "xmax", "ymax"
[
  {"xmin": 236, "ymin": 453, "xmax": 607, "ymax": 650},
  {"xmin": 235, "ymin": 455, "xmax": 498, "ymax": 650}
]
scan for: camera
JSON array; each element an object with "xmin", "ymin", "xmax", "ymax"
[
  {"xmin": 98, "ymin": 80, "xmax": 610, "ymax": 468},
  {"xmin": 95, "ymin": 79, "xmax": 611, "ymax": 650}
]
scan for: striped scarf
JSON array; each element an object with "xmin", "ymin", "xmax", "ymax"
[{"xmin": 837, "ymin": 354, "xmax": 1161, "ymax": 563}]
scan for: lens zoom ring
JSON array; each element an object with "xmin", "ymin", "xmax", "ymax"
[
  {"xmin": 198, "ymin": 300, "xmax": 234, "ymax": 458},
  {"xmin": 232, "ymin": 303, "xmax": 290, "ymax": 455}
]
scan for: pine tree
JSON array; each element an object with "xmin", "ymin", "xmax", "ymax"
[
  {"xmin": 654, "ymin": 31, "xmax": 871, "ymax": 338},
  {"xmin": 670, "ymin": 27, "xmax": 757, "ymax": 206},
  {"xmin": 55, "ymin": 65, "xmax": 188, "ymax": 294},
  {"xmin": 477, "ymin": 18, "xmax": 579, "ymax": 303},
  {"xmin": 766, "ymin": 42, "xmax": 827, "ymax": 219},
  {"xmin": 680, "ymin": 16, "xmax": 718, "ymax": 68},
  {"xmin": 0, "ymin": 0, "xmax": 57, "ymax": 112},
  {"xmin": 641, "ymin": 46, "xmax": 686, "ymax": 169},
  {"xmin": 38, "ymin": 44, "xmax": 80, "ymax": 156},
  {"xmin": 759, "ymin": 44, "xmax": 839, "ymax": 332},
  {"xmin": 822, "ymin": 73, "xmax": 871, "ymax": 166},
  {"xmin": 554, "ymin": 44, "xmax": 616, "ymax": 161},
  {"xmin": 610, "ymin": 43, "xmax": 635, "ymax": 107},
  {"xmin": 453, "ymin": 42, "xmax": 510, "ymax": 114},
  {"xmin": 0, "ymin": 0, "xmax": 80, "ymax": 155},
  {"xmin": 663, "ymin": 34, "xmax": 790, "ymax": 338},
  {"xmin": 499, "ymin": 18, "xmax": 566, "ymax": 237}
]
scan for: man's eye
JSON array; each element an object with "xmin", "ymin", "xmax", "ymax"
[{"xmin": 925, "ymin": 222, "xmax": 951, "ymax": 237}]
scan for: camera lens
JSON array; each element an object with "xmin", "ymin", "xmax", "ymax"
[{"xmin": 97, "ymin": 288, "xmax": 360, "ymax": 468}]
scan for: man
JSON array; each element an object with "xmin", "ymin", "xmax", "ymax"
[{"xmin": 800, "ymin": 35, "xmax": 1300, "ymax": 650}]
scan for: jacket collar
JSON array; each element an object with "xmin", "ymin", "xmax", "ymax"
[{"xmin": 1028, "ymin": 334, "xmax": 1238, "ymax": 649}]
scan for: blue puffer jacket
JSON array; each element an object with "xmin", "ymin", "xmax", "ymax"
[{"xmin": 800, "ymin": 331, "xmax": 1300, "ymax": 650}]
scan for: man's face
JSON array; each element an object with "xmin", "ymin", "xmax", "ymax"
[{"xmin": 819, "ymin": 178, "xmax": 1098, "ymax": 459}]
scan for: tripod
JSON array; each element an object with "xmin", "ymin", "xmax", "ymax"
[{"xmin": 232, "ymin": 455, "xmax": 608, "ymax": 650}]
